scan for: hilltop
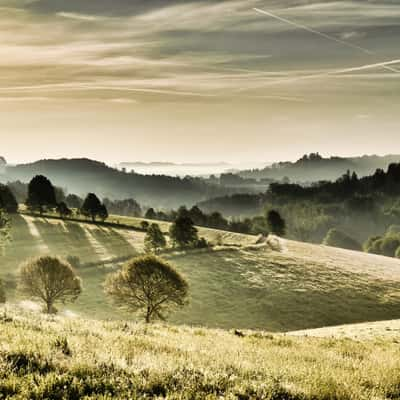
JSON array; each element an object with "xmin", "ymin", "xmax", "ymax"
[
  {"xmin": 238, "ymin": 153, "xmax": 400, "ymax": 183},
  {"xmin": 1, "ymin": 158, "xmax": 234, "ymax": 209},
  {"xmin": 2, "ymin": 213, "xmax": 400, "ymax": 331},
  {"xmin": 1, "ymin": 305, "xmax": 400, "ymax": 399}
]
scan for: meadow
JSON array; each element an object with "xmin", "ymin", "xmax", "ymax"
[
  {"xmin": 2, "ymin": 214, "xmax": 400, "ymax": 331},
  {"xmin": 1, "ymin": 306, "xmax": 400, "ymax": 399}
]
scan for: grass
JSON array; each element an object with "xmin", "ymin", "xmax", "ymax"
[
  {"xmin": 2, "ymin": 214, "xmax": 400, "ymax": 330},
  {"xmin": 1, "ymin": 305, "xmax": 400, "ymax": 399}
]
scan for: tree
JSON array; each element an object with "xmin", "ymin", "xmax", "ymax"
[
  {"xmin": 323, "ymin": 229, "xmax": 362, "ymax": 251},
  {"xmin": 0, "ymin": 209, "xmax": 10, "ymax": 303},
  {"xmin": 81, "ymin": 193, "xmax": 104, "ymax": 222},
  {"xmin": 0, "ymin": 184, "xmax": 18, "ymax": 213},
  {"xmin": 66, "ymin": 194, "xmax": 83, "ymax": 209},
  {"xmin": 169, "ymin": 215, "xmax": 198, "ymax": 247},
  {"xmin": 98, "ymin": 204, "xmax": 109, "ymax": 222},
  {"xmin": 56, "ymin": 202, "xmax": 72, "ymax": 219},
  {"xmin": 145, "ymin": 223, "xmax": 166, "ymax": 253},
  {"xmin": 18, "ymin": 256, "xmax": 82, "ymax": 314},
  {"xmin": 266, "ymin": 210, "xmax": 286, "ymax": 237},
  {"xmin": 0, "ymin": 210, "xmax": 10, "ymax": 255},
  {"xmin": 145, "ymin": 208, "xmax": 156, "ymax": 220},
  {"xmin": 26, "ymin": 175, "xmax": 57, "ymax": 215},
  {"xmin": 104, "ymin": 255, "xmax": 188, "ymax": 323}
]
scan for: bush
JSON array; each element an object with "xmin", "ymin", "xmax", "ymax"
[
  {"xmin": 266, "ymin": 210, "xmax": 286, "ymax": 237},
  {"xmin": 195, "ymin": 237, "xmax": 209, "ymax": 249},
  {"xmin": 323, "ymin": 229, "xmax": 362, "ymax": 251},
  {"xmin": 140, "ymin": 221, "xmax": 149, "ymax": 230}
]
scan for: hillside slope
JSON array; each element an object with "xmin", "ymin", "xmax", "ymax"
[
  {"xmin": 2, "ymin": 158, "xmax": 231, "ymax": 208},
  {"xmin": 1, "ymin": 307, "xmax": 400, "ymax": 400},
  {"xmin": 2, "ymin": 214, "xmax": 400, "ymax": 331}
]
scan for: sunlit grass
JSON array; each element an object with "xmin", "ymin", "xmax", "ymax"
[
  {"xmin": 0, "ymin": 306, "xmax": 400, "ymax": 399},
  {"xmin": 2, "ymin": 214, "xmax": 400, "ymax": 330}
]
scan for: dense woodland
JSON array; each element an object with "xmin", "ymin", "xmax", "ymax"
[{"xmin": 200, "ymin": 163, "xmax": 400, "ymax": 250}]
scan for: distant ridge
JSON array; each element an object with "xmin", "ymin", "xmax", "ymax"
[
  {"xmin": 120, "ymin": 162, "xmax": 230, "ymax": 168},
  {"xmin": 2, "ymin": 157, "xmax": 232, "ymax": 208},
  {"xmin": 239, "ymin": 153, "xmax": 400, "ymax": 182}
]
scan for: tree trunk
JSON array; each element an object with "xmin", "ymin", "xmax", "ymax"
[
  {"xmin": 145, "ymin": 306, "xmax": 151, "ymax": 323},
  {"xmin": 46, "ymin": 301, "xmax": 52, "ymax": 314}
]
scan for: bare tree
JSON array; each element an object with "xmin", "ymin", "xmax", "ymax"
[
  {"xmin": 18, "ymin": 256, "xmax": 82, "ymax": 313},
  {"xmin": 104, "ymin": 255, "xmax": 188, "ymax": 323}
]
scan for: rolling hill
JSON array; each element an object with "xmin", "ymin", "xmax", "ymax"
[
  {"xmin": 1, "ymin": 158, "xmax": 232, "ymax": 209},
  {"xmin": 2, "ymin": 214, "xmax": 400, "ymax": 332}
]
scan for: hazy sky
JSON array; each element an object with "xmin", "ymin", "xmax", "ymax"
[{"xmin": 1, "ymin": 0, "xmax": 399, "ymax": 164}]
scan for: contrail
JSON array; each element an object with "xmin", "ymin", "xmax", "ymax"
[
  {"xmin": 0, "ymin": 82, "xmax": 217, "ymax": 98},
  {"xmin": 253, "ymin": 8, "xmax": 400, "ymax": 73},
  {"xmin": 253, "ymin": 8, "xmax": 373, "ymax": 55},
  {"xmin": 238, "ymin": 59, "xmax": 400, "ymax": 90}
]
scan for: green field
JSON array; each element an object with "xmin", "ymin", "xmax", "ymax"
[
  {"xmin": 1, "ymin": 306, "xmax": 400, "ymax": 400},
  {"xmin": 2, "ymin": 214, "xmax": 400, "ymax": 331}
]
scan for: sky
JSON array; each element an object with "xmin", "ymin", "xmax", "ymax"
[{"xmin": 1, "ymin": 0, "xmax": 400, "ymax": 165}]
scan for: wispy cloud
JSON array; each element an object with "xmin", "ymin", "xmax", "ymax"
[
  {"xmin": 56, "ymin": 12, "xmax": 104, "ymax": 22},
  {"xmin": 0, "ymin": 0, "xmax": 399, "ymax": 103}
]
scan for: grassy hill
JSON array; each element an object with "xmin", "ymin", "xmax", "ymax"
[
  {"xmin": 1, "ymin": 306, "xmax": 400, "ymax": 399},
  {"xmin": 2, "ymin": 214, "xmax": 400, "ymax": 331}
]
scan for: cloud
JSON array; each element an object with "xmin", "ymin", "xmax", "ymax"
[
  {"xmin": 56, "ymin": 12, "xmax": 104, "ymax": 22},
  {"xmin": 0, "ymin": 0, "xmax": 399, "ymax": 104}
]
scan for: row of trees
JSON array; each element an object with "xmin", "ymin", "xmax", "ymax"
[
  {"xmin": 145, "ymin": 205, "xmax": 286, "ymax": 237},
  {"xmin": 26, "ymin": 175, "xmax": 109, "ymax": 222},
  {"xmin": 1, "ymin": 255, "xmax": 188, "ymax": 323},
  {"xmin": 144, "ymin": 214, "xmax": 209, "ymax": 253}
]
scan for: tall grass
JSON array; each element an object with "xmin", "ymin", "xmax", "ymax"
[{"xmin": 0, "ymin": 306, "xmax": 400, "ymax": 399}]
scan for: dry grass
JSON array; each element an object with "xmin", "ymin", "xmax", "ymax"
[
  {"xmin": 0, "ymin": 305, "xmax": 400, "ymax": 399},
  {"xmin": 291, "ymin": 319, "xmax": 400, "ymax": 340}
]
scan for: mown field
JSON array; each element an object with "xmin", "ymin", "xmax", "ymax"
[
  {"xmin": 1, "ymin": 306, "xmax": 400, "ymax": 400},
  {"xmin": 2, "ymin": 214, "xmax": 400, "ymax": 331}
]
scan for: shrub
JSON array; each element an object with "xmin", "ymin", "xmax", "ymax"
[
  {"xmin": 266, "ymin": 210, "xmax": 286, "ymax": 237},
  {"xmin": 323, "ymin": 229, "xmax": 362, "ymax": 251},
  {"xmin": 104, "ymin": 255, "xmax": 188, "ymax": 323},
  {"xmin": 18, "ymin": 256, "xmax": 82, "ymax": 314},
  {"xmin": 140, "ymin": 221, "xmax": 149, "ymax": 230},
  {"xmin": 195, "ymin": 237, "xmax": 209, "ymax": 249}
]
